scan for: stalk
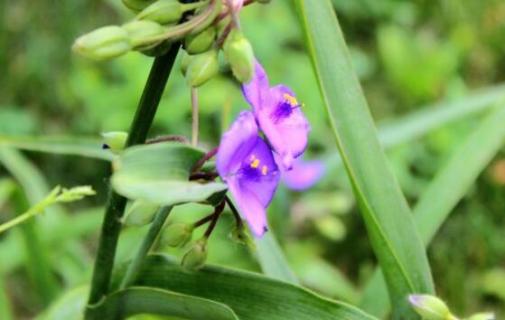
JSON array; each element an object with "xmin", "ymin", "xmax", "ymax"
[
  {"xmin": 85, "ymin": 46, "xmax": 179, "ymax": 315},
  {"xmin": 119, "ymin": 206, "xmax": 172, "ymax": 289}
]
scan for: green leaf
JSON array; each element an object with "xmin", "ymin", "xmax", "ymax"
[
  {"xmin": 0, "ymin": 135, "xmax": 112, "ymax": 161},
  {"xmin": 88, "ymin": 287, "xmax": 238, "ymax": 320},
  {"xmin": 293, "ymin": 0, "xmax": 434, "ymax": 317},
  {"xmin": 112, "ymin": 142, "xmax": 226, "ymax": 206},
  {"xmin": 130, "ymin": 254, "xmax": 378, "ymax": 320},
  {"xmin": 37, "ymin": 286, "xmax": 88, "ymax": 320},
  {"xmin": 255, "ymin": 232, "xmax": 299, "ymax": 284},
  {"xmin": 360, "ymin": 103, "xmax": 505, "ymax": 317}
]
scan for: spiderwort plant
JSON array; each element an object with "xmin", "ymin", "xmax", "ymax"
[{"xmin": 76, "ymin": 0, "xmax": 325, "ymax": 318}]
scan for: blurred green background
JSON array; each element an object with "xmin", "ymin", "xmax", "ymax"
[{"xmin": 1, "ymin": 0, "xmax": 505, "ymax": 318}]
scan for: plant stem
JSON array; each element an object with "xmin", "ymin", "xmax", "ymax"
[
  {"xmin": 191, "ymin": 87, "xmax": 199, "ymax": 146},
  {"xmin": 119, "ymin": 206, "xmax": 172, "ymax": 289},
  {"xmin": 86, "ymin": 46, "xmax": 179, "ymax": 314}
]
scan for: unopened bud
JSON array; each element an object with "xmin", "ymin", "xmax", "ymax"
[
  {"xmin": 223, "ymin": 29, "xmax": 254, "ymax": 83},
  {"xmin": 181, "ymin": 238, "xmax": 207, "ymax": 271},
  {"xmin": 122, "ymin": 200, "xmax": 160, "ymax": 227},
  {"xmin": 122, "ymin": 0, "xmax": 157, "ymax": 12},
  {"xmin": 185, "ymin": 49, "xmax": 219, "ymax": 87},
  {"xmin": 159, "ymin": 223, "xmax": 194, "ymax": 247},
  {"xmin": 137, "ymin": 0, "xmax": 204, "ymax": 25},
  {"xmin": 185, "ymin": 27, "xmax": 216, "ymax": 54},
  {"xmin": 408, "ymin": 294, "xmax": 451, "ymax": 320},
  {"xmin": 467, "ymin": 312, "xmax": 495, "ymax": 320},
  {"xmin": 73, "ymin": 26, "xmax": 131, "ymax": 61},
  {"xmin": 101, "ymin": 131, "xmax": 128, "ymax": 154},
  {"xmin": 122, "ymin": 20, "xmax": 166, "ymax": 49},
  {"xmin": 180, "ymin": 51, "xmax": 192, "ymax": 75},
  {"xmin": 230, "ymin": 224, "xmax": 255, "ymax": 249}
]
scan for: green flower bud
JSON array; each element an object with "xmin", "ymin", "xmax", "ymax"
[
  {"xmin": 230, "ymin": 224, "xmax": 255, "ymax": 250},
  {"xmin": 141, "ymin": 40, "xmax": 172, "ymax": 57},
  {"xmin": 408, "ymin": 294, "xmax": 451, "ymax": 320},
  {"xmin": 181, "ymin": 238, "xmax": 207, "ymax": 271},
  {"xmin": 185, "ymin": 27, "xmax": 216, "ymax": 54},
  {"xmin": 122, "ymin": 0, "xmax": 157, "ymax": 12},
  {"xmin": 101, "ymin": 131, "xmax": 128, "ymax": 154},
  {"xmin": 223, "ymin": 29, "xmax": 255, "ymax": 83},
  {"xmin": 185, "ymin": 49, "xmax": 219, "ymax": 87},
  {"xmin": 122, "ymin": 20, "xmax": 166, "ymax": 50},
  {"xmin": 137, "ymin": 0, "xmax": 204, "ymax": 25},
  {"xmin": 122, "ymin": 200, "xmax": 160, "ymax": 227},
  {"xmin": 180, "ymin": 51, "xmax": 192, "ymax": 75},
  {"xmin": 159, "ymin": 223, "xmax": 194, "ymax": 248},
  {"xmin": 467, "ymin": 312, "xmax": 495, "ymax": 320},
  {"xmin": 73, "ymin": 26, "xmax": 131, "ymax": 61}
]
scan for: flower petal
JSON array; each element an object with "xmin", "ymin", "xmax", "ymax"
[
  {"xmin": 216, "ymin": 111, "xmax": 258, "ymax": 178},
  {"xmin": 256, "ymin": 84, "xmax": 310, "ymax": 169},
  {"xmin": 281, "ymin": 158, "xmax": 325, "ymax": 191},
  {"xmin": 228, "ymin": 181, "xmax": 268, "ymax": 237},
  {"xmin": 225, "ymin": 136, "xmax": 280, "ymax": 237},
  {"xmin": 241, "ymin": 61, "xmax": 269, "ymax": 111}
]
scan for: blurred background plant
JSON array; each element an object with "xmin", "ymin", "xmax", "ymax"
[{"xmin": 1, "ymin": 0, "xmax": 505, "ymax": 318}]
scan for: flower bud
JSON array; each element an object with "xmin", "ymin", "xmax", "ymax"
[
  {"xmin": 181, "ymin": 238, "xmax": 207, "ymax": 271},
  {"xmin": 185, "ymin": 27, "xmax": 216, "ymax": 54},
  {"xmin": 101, "ymin": 131, "xmax": 128, "ymax": 154},
  {"xmin": 408, "ymin": 294, "xmax": 451, "ymax": 320},
  {"xmin": 180, "ymin": 51, "xmax": 192, "ymax": 75},
  {"xmin": 230, "ymin": 224, "xmax": 255, "ymax": 249},
  {"xmin": 122, "ymin": 0, "xmax": 157, "ymax": 12},
  {"xmin": 185, "ymin": 49, "xmax": 219, "ymax": 87},
  {"xmin": 137, "ymin": 0, "xmax": 203, "ymax": 25},
  {"xmin": 122, "ymin": 200, "xmax": 160, "ymax": 227},
  {"xmin": 159, "ymin": 223, "xmax": 194, "ymax": 248},
  {"xmin": 73, "ymin": 26, "xmax": 131, "ymax": 61},
  {"xmin": 467, "ymin": 312, "xmax": 495, "ymax": 320},
  {"xmin": 223, "ymin": 29, "xmax": 255, "ymax": 83},
  {"xmin": 122, "ymin": 20, "xmax": 166, "ymax": 50}
]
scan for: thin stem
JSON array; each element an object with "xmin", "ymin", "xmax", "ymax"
[
  {"xmin": 85, "ymin": 46, "xmax": 179, "ymax": 314},
  {"xmin": 191, "ymin": 87, "xmax": 199, "ymax": 147},
  {"xmin": 204, "ymin": 200, "xmax": 225, "ymax": 238},
  {"xmin": 225, "ymin": 196, "xmax": 243, "ymax": 227},
  {"xmin": 193, "ymin": 213, "xmax": 215, "ymax": 228},
  {"xmin": 191, "ymin": 147, "xmax": 218, "ymax": 172},
  {"xmin": 119, "ymin": 206, "xmax": 172, "ymax": 289}
]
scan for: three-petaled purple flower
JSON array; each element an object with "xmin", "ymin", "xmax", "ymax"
[
  {"xmin": 242, "ymin": 61, "xmax": 310, "ymax": 170},
  {"xmin": 216, "ymin": 111, "xmax": 280, "ymax": 236},
  {"xmin": 217, "ymin": 60, "xmax": 320, "ymax": 237}
]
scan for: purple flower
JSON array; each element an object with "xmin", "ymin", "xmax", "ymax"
[
  {"xmin": 242, "ymin": 61, "xmax": 310, "ymax": 170},
  {"xmin": 280, "ymin": 157, "xmax": 325, "ymax": 191},
  {"xmin": 216, "ymin": 111, "xmax": 280, "ymax": 237}
]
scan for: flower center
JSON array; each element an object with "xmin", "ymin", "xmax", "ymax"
[
  {"xmin": 239, "ymin": 154, "xmax": 269, "ymax": 180},
  {"xmin": 271, "ymin": 93, "xmax": 300, "ymax": 123}
]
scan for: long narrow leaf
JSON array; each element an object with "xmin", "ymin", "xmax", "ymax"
[
  {"xmin": 133, "ymin": 254, "xmax": 378, "ymax": 320},
  {"xmin": 255, "ymin": 232, "xmax": 299, "ymax": 284},
  {"xmin": 88, "ymin": 287, "xmax": 239, "ymax": 320},
  {"xmin": 360, "ymin": 102, "xmax": 505, "ymax": 317},
  {"xmin": 294, "ymin": 0, "xmax": 434, "ymax": 317}
]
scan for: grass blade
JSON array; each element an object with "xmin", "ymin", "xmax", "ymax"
[
  {"xmin": 360, "ymin": 102, "xmax": 505, "ymax": 317},
  {"xmin": 294, "ymin": 0, "xmax": 434, "ymax": 317}
]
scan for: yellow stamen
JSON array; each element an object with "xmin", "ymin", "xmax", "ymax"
[
  {"xmin": 261, "ymin": 165, "xmax": 268, "ymax": 175},
  {"xmin": 251, "ymin": 158, "xmax": 260, "ymax": 168},
  {"xmin": 283, "ymin": 93, "xmax": 298, "ymax": 107}
]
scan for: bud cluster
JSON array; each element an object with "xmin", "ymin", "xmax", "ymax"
[
  {"xmin": 73, "ymin": 0, "xmax": 216, "ymax": 60},
  {"xmin": 73, "ymin": 0, "xmax": 265, "ymax": 87}
]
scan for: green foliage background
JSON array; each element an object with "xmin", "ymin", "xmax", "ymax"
[{"xmin": 1, "ymin": 0, "xmax": 505, "ymax": 318}]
